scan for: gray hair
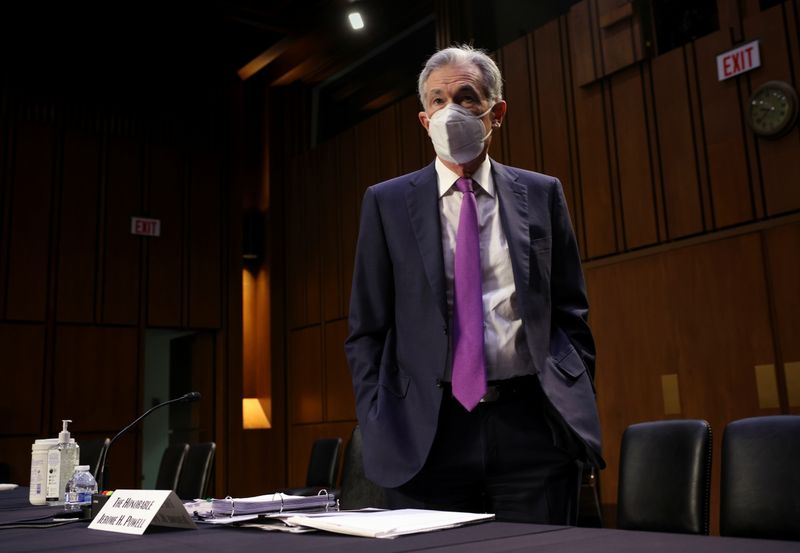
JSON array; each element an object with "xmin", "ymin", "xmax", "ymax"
[{"xmin": 417, "ymin": 44, "xmax": 504, "ymax": 108}]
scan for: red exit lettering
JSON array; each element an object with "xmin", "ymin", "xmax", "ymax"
[
  {"xmin": 717, "ymin": 40, "xmax": 761, "ymax": 81},
  {"xmin": 130, "ymin": 217, "xmax": 161, "ymax": 237}
]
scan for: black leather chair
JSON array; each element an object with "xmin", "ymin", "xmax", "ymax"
[
  {"xmin": 282, "ymin": 437, "xmax": 342, "ymax": 496},
  {"xmin": 616, "ymin": 419, "xmax": 711, "ymax": 534},
  {"xmin": 177, "ymin": 442, "xmax": 216, "ymax": 500},
  {"xmin": 155, "ymin": 442, "xmax": 189, "ymax": 491},
  {"xmin": 720, "ymin": 415, "xmax": 800, "ymax": 540},
  {"xmin": 339, "ymin": 426, "xmax": 387, "ymax": 510}
]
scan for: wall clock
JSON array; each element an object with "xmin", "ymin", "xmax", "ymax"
[{"xmin": 748, "ymin": 80, "xmax": 799, "ymax": 138}]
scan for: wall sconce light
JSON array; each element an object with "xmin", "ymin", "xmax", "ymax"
[{"xmin": 242, "ymin": 398, "xmax": 271, "ymax": 429}]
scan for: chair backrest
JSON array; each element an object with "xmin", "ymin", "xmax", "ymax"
[
  {"xmin": 720, "ymin": 415, "xmax": 800, "ymax": 540},
  {"xmin": 339, "ymin": 426, "xmax": 387, "ymax": 510},
  {"xmin": 306, "ymin": 437, "xmax": 342, "ymax": 489},
  {"xmin": 176, "ymin": 442, "xmax": 216, "ymax": 500},
  {"xmin": 80, "ymin": 437, "xmax": 110, "ymax": 478},
  {"xmin": 155, "ymin": 442, "xmax": 189, "ymax": 491},
  {"xmin": 617, "ymin": 419, "xmax": 711, "ymax": 535}
]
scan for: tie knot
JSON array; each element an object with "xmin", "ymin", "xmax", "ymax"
[{"xmin": 455, "ymin": 177, "xmax": 473, "ymax": 194}]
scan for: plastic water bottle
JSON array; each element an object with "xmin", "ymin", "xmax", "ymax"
[{"xmin": 64, "ymin": 465, "xmax": 97, "ymax": 512}]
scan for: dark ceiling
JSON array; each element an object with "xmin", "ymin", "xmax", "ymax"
[
  {"xmin": 0, "ymin": 1, "xmax": 436, "ymax": 142},
  {"xmin": 1, "ymin": 1, "xmax": 586, "ymax": 144}
]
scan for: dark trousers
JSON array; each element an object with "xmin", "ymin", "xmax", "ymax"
[{"xmin": 385, "ymin": 377, "xmax": 581, "ymax": 524}]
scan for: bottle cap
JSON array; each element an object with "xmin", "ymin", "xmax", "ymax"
[
  {"xmin": 75, "ymin": 465, "xmax": 90, "ymax": 471},
  {"xmin": 59, "ymin": 420, "xmax": 72, "ymax": 443}
]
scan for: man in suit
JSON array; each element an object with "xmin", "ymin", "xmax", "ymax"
[{"xmin": 345, "ymin": 45, "xmax": 602, "ymax": 524}]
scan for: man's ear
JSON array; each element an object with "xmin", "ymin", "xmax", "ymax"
[
  {"xmin": 418, "ymin": 110, "xmax": 430, "ymax": 132},
  {"xmin": 491, "ymin": 100, "xmax": 507, "ymax": 127}
]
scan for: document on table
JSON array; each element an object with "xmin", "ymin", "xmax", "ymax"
[{"xmin": 284, "ymin": 508, "xmax": 494, "ymax": 538}]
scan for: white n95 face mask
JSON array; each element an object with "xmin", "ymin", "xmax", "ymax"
[{"xmin": 427, "ymin": 103, "xmax": 493, "ymax": 165}]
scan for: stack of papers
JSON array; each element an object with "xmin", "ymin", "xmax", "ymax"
[
  {"xmin": 208, "ymin": 493, "xmax": 336, "ymax": 516},
  {"xmin": 282, "ymin": 509, "xmax": 494, "ymax": 538},
  {"xmin": 187, "ymin": 493, "xmax": 494, "ymax": 538}
]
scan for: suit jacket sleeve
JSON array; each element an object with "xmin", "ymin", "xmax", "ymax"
[
  {"xmin": 344, "ymin": 186, "xmax": 394, "ymax": 423},
  {"xmin": 550, "ymin": 179, "xmax": 596, "ymax": 379}
]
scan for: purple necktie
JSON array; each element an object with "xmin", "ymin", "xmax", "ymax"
[{"xmin": 452, "ymin": 177, "xmax": 486, "ymax": 411}]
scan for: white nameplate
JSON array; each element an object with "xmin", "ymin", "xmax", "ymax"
[{"xmin": 88, "ymin": 489, "xmax": 196, "ymax": 535}]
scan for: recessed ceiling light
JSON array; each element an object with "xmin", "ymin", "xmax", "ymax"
[{"xmin": 348, "ymin": 12, "xmax": 365, "ymax": 30}]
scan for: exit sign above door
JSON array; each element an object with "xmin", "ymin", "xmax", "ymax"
[
  {"xmin": 131, "ymin": 217, "xmax": 161, "ymax": 237},
  {"xmin": 717, "ymin": 40, "xmax": 761, "ymax": 81}
]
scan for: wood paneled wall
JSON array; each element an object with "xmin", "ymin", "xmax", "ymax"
[
  {"xmin": 586, "ymin": 219, "xmax": 800, "ymax": 531},
  {"xmin": 277, "ymin": 0, "xmax": 800, "ymax": 529},
  {"xmin": 0, "ymin": 86, "xmax": 231, "ymax": 491}
]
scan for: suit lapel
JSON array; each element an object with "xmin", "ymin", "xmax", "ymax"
[
  {"xmin": 493, "ymin": 161, "xmax": 530, "ymax": 294},
  {"xmin": 406, "ymin": 163, "xmax": 447, "ymax": 322}
]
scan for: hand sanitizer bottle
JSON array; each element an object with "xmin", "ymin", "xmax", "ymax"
[{"xmin": 55, "ymin": 420, "xmax": 79, "ymax": 505}]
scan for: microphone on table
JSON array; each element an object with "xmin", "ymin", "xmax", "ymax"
[{"xmin": 95, "ymin": 391, "xmax": 202, "ymax": 491}]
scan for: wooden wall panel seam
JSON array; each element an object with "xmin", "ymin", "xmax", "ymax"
[
  {"xmin": 687, "ymin": 41, "xmax": 717, "ymax": 230},
  {"xmin": 562, "ymin": 16, "xmax": 590, "ymax": 259},
  {"xmin": 526, "ymin": 34, "xmax": 544, "ymax": 172},
  {"xmin": 680, "ymin": 44, "xmax": 710, "ymax": 236},
  {"xmin": 603, "ymin": 79, "xmax": 624, "ymax": 252},
  {"xmin": 557, "ymin": 17, "xmax": 582, "ymax": 255},
  {"xmin": 642, "ymin": 62, "xmax": 666, "ymax": 244},
  {"xmin": 789, "ymin": 1, "xmax": 800, "ymax": 87},
  {"xmin": 727, "ymin": 27, "xmax": 759, "ymax": 224},
  {"xmin": 758, "ymin": 231, "xmax": 790, "ymax": 412},
  {"xmin": 589, "ymin": 0, "xmax": 604, "ymax": 81},
  {"xmin": 649, "ymin": 55, "xmax": 674, "ymax": 240}
]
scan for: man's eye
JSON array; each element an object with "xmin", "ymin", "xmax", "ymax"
[{"xmin": 432, "ymin": 98, "xmax": 444, "ymax": 105}]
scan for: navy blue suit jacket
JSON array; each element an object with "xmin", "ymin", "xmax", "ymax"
[{"xmin": 345, "ymin": 160, "xmax": 602, "ymax": 488}]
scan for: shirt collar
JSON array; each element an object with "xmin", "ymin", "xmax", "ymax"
[{"xmin": 435, "ymin": 157, "xmax": 494, "ymax": 198}]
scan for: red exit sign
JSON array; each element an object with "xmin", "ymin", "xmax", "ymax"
[
  {"xmin": 130, "ymin": 217, "xmax": 161, "ymax": 237},
  {"xmin": 717, "ymin": 40, "xmax": 761, "ymax": 81}
]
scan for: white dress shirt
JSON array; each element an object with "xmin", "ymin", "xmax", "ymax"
[{"xmin": 436, "ymin": 157, "xmax": 532, "ymax": 381}]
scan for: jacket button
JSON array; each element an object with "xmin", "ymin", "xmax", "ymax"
[
  {"xmin": 442, "ymin": 326, "xmax": 448, "ymax": 335},
  {"xmin": 435, "ymin": 379, "xmax": 443, "ymax": 388}
]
